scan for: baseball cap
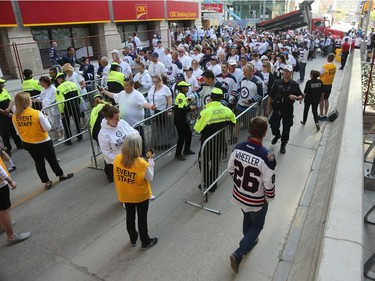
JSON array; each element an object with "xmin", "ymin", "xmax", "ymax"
[
  {"xmin": 175, "ymin": 73, "xmax": 185, "ymax": 80},
  {"xmin": 111, "ymin": 49, "xmax": 120, "ymax": 55},
  {"xmin": 228, "ymin": 59, "xmax": 237, "ymax": 66},
  {"xmin": 93, "ymin": 94, "xmax": 104, "ymax": 100},
  {"xmin": 111, "ymin": 62, "xmax": 120, "ymax": 67},
  {"xmin": 260, "ymin": 55, "xmax": 269, "ymax": 60},
  {"xmin": 151, "ymin": 52, "xmax": 159, "ymax": 58},
  {"xmin": 211, "ymin": 87, "xmax": 223, "ymax": 95},
  {"xmin": 177, "ymin": 81, "xmax": 191, "ymax": 87},
  {"xmin": 210, "ymin": 55, "xmax": 219, "ymax": 61},
  {"xmin": 56, "ymin": 72, "xmax": 65, "ymax": 79},
  {"xmin": 284, "ymin": 65, "xmax": 293, "ymax": 72},
  {"xmin": 0, "ymin": 78, "xmax": 6, "ymax": 83}
]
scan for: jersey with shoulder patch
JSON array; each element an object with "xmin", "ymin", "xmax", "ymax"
[{"xmin": 227, "ymin": 140, "xmax": 276, "ymax": 212}]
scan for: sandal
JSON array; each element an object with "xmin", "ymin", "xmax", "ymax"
[
  {"xmin": 44, "ymin": 181, "xmax": 52, "ymax": 190},
  {"xmin": 59, "ymin": 173, "xmax": 74, "ymax": 181}
]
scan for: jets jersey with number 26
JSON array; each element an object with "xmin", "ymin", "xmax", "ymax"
[{"xmin": 227, "ymin": 140, "xmax": 276, "ymax": 212}]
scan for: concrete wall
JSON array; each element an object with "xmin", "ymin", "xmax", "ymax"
[{"xmin": 314, "ymin": 52, "xmax": 364, "ymax": 281}]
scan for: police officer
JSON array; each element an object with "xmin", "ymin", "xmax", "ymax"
[
  {"xmin": 55, "ymin": 73, "xmax": 82, "ymax": 145},
  {"xmin": 106, "ymin": 62, "xmax": 125, "ymax": 105},
  {"xmin": 194, "ymin": 88, "xmax": 236, "ymax": 192},
  {"xmin": 266, "ymin": 65, "xmax": 303, "ymax": 154},
  {"xmin": 0, "ymin": 79, "xmax": 23, "ymax": 155},
  {"xmin": 89, "ymin": 94, "xmax": 108, "ymax": 145},
  {"xmin": 173, "ymin": 81, "xmax": 197, "ymax": 161},
  {"xmin": 22, "ymin": 69, "xmax": 42, "ymax": 110}
]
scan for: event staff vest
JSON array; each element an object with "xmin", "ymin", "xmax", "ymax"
[
  {"xmin": 12, "ymin": 108, "xmax": 48, "ymax": 143},
  {"xmin": 113, "ymin": 155, "xmax": 152, "ymax": 203},
  {"xmin": 56, "ymin": 81, "xmax": 80, "ymax": 113},
  {"xmin": 107, "ymin": 71, "xmax": 125, "ymax": 93},
  {"xmin": 89, "ymin": 103, "xmax": 106, "ymax": 133},
  {"xmin": 320, "ymin": 63, "xmax": 336, "ymax": 85},
  {"xmin": 22, "ymin": 79, "xmax": 42, "ymax": 95}
]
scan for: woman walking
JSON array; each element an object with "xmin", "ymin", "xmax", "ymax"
[
  {"xmin": 113, "ymin": 134, "xmax": 158, "ymax": 250},
  {"xmin": 12, "ymin": 92, "xmax": 73, "ymax": 189}
]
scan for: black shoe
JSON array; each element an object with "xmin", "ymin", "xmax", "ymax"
[
  {"xmin": 8, "ymin": 166, "xmax": 16, "ymax": 173},
  {"xmin": 175, "ymin": 155, "xmax": 186, "ymax": 161},
  {"xmin": 183, "ymin": 150, "xmax": 195, "ymax": 155},
  {"xmin": 77, "ymin": 136, "xmax": 83, "ymax": 142},
  {"xmin": 300, "ymin": 121, "xmax": 305, "ymax": 125},
  {"xmin": 64, "ymin": 141, "xmax": 73, "ymax": 146},
  {"xmin": 59, "ymin": 173, "xmax": 74, "ymax": 181},
  {"xmin": 44, "ymin": 181, "xmax": 53, "ymax": 190},
  {"xmin": 339, "ymin": 67, "xmax": 343, "ymax": 70},
  {"xmin": 316, "ymin": 123, "xmax": 320, "ymax": 131},
  {"xmin": 280, "ymin": 145, "xmax": 286, "ymax": 154},
  {"xmin": 230, "ymin": 254, "xmax": 240, "ymax": 273},
  {"xmin": 141, "ymin": 238, "xmax": 158, "ymax": 251},
  {"xmin": 131, "ymin": 232, "xmax": 138, "ymax": 247},
  {"xmin": 271, "ymin": 136, "xmax": 280, "ymax": 145}
]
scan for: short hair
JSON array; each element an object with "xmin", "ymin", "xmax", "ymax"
[
  {"xmin": 124, "ymin": 78, "xmax": 134, "ymax": 85},
  {"xmin": 101, "ymin": 104, "xmax": 119, "ymax": 120},
  {"xmin": 67, "ymin": 46, "xmax": 74, "ymax": 52},
  {"xmin": 202, "ymin": 70, "xmax": 215, "ymax": 80},
  {"xmin": 221, "ymin": 61, "xmax": 229, "ymax": 68},
  {"xmin": 121, "ymin": 133, "xmax": 142, "ymax": 168},
  {"xmin": 310, "ymin": 70, "xmax": 321, "ymax": 79},
  {"xmin": 14, "ymin": 92, "xmax": 31, "ymax": 119},
  {"xmin": 249, "ymin": 116, "xmax": 268, "ymax": 138},
  {"xmin": 243, "ymin": 63, "xmax": 254, "ymax": 72},
  {"xmin": 327, "ymin": 53, "xmax": 335, "ymax": 62},
  {"xmin": 23, "ymin": 69, "xmax": 33, "ymax": 78},
  {"xmin": 39, "ymin": 76, "xmax": 52, "ymax": 87}
]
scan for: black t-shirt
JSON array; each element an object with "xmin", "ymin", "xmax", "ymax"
[
  {"xmin": 303, "ymin": 78, "xmax": 322, "ymax": 102},
  {"xmin": 269, "ymin": 79, "xmax": 303, "ymax": 111}
]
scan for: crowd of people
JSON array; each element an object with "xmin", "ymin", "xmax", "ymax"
[{"xmin": 0, "ymin": 23, "xmax": 368, "ymax": 272}]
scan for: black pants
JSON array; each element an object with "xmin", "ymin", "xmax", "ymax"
[
  {"xmin": 62, "ymin": 99, "xmax": 82, "ymax": 141},
  {"xmin": 0, "ymin": 116, "xmax": 23, "ymax": 151},
  {"xmin": 341, "ymin": 52, "xmax": 349, "ymax": 68},
  {"xmin": 198, "ymin": 133, "xmax": 224, "ymax": 190},
  {"xmin": 124, "ymin": 199, "xmax": 151, "ymax": 246},
  {"xmin": 104, "ymin": 161, "xmax": 113, "ymax": 182},
  {"xmin": 269, "ymin": 110, "xmax": 293, "ymax": 145},
  {"xmin": 174, "ymin": 120, "xmax": 192, "ymax": 156},
  {"xmin": 303, "ymin": 99, "xmax": 319, "ymax": 124},
  {"xmin": 23, "ymin": 140, "xmax": 64, "ymax": 183}
]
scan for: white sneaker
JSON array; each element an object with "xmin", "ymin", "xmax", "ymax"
[
  {"xmin": 7, "ymin": 232, "xmax": 31, "ymax": 246},
  {"xmin": 150, "ymin": 195, "xmax": 156, "ymax": 200}
]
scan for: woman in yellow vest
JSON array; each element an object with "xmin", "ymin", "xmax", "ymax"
[
  {"xmin": 113, "ymin": 134, "xmax": 158, "ymax": 250},
  {"xmin": 12, "ymin": 92, "xmax": 73, "ymax": 190}
]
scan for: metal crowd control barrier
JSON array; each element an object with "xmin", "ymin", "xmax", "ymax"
[
  {"xmin": 185, "ymin": 97, "xmax": 266, "ymax": 215},
  {"xmin": 41, "ymin": 89, "xmax": 98, "ymax": 147}
]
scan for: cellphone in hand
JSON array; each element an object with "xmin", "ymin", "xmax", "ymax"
[
  {"xmin": 146, "ymin": 148, "xmax": 154, "ymax": 158},
  {"xmin": 97, "ymin": 85, "xmax": 102, "ymax": 91}
]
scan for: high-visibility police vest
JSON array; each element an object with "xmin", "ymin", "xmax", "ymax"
[
  {"xmin": 56, "ymin": 81, "xmax": 80, "ymax": 113},
  {"xmin": 89, "ymin": 103, "xmax": 106, "ymax": 133},
  {"xmin": 174, "ymin": 92, "xmax": 187, "ymax": 108},
  {"xmin": 194, "ymin": 101, "xmax": 236, "ymax": 134},
  {"xmin": 12, "ymin": 108, "xmax": 49, "ymax": 143},
  {"xmin": 113, "ymin": 155, "xmax": 152, "ymax": 203},
  {"xmin": 22, "ymin": 79, "xmax": 42, "ymax": 94},
  {"xmin": 0, "ymin": 89, "xmax": 11, "ymax": 102},
  {"xmin": 107, "ymin": 71, "xmax": 124, "ymax": 93}
]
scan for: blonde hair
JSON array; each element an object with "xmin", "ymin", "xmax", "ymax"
[
  {"xmin": 263, "ymin": 61, "xmax": 272, "ymax": 73},
  {"xmin": 14, "ymin": 92, "xmax": 31, "ymax": 119},
  {"xmin": 121, "ymin": 133, "xmax": 142, "ymax": 168},
  {"xmin": 62, "ymin": 63, "xmax": 74, "ymax": 73}
]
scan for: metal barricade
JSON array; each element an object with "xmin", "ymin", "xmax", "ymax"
[
  {"xmin": 185, "ymin": 99, "xmax": 266, "ymax": 214},
  {"xmin": 41, "ymin": 89, "xmax": 98, "ymax": 146},
  {"xmin": 133, "ymin": 106, "xmax": 177, "ymax": 161}
]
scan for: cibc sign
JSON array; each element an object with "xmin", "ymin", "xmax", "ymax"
[{"xmin": 136, "ymin": 4, "xmax": 148, "ymax": 20}]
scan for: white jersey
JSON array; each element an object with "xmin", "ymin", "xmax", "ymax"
[{"xmin": 238, "ymin": 76, "xmax": 263, "ymax": 107}]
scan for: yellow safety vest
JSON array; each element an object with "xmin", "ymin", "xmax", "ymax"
[
  {"xmin": 56, "ymin": 81, "xmax": 80, "ymax": 113},
  {"xmin": 113, "ymin": 155, "xmax": 152, "ymax": 203},
  {"xmin": 107, "ymin": 71, "xmax": 125, "ymax": 87},
  {"xmin": 12, "ymin": 107, "xmax": 49, "ymax": 143},
  {"xmin": 194, "ymin": 101, "xmax": 236, "ymax": 133},
  {"xmin": 174, "ymin": 92, "xmax": 187, "ymax": 108},
  {"xmin": 89, "ymin": 103, "xmax": 106, "ymax": 133},
  {"xmin": 22, "ymin": 79, "xmax": 42, "ymax": 93},
  {"xmin": 0, "ymin": 89, "xmax": 11, "ymax": 102}
]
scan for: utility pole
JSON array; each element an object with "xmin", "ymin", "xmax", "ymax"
[
  {"xmin": 262, "ymin": 0, "xmax": 266, "ymax": 20},
  {"xmin": 364, "ymin": 0, "xmax": 373, "ymax": 39}
]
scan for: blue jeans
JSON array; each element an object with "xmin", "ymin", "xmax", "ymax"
[
  {"xmin": 299, "ymin": 62, "xmax": 307, "ymax": 81},
  {"xmin": 233, "ymin": 203, "xmax": 268, "ymax": 262}
]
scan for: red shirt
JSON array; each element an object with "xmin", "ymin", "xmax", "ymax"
[{"xmin": 342, "ymin": 41, "xmax": 350, "ymax": 53}]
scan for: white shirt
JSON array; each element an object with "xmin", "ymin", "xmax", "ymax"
[
  {"xmin": 208, "ymin": 63, "xmax": 221, "ymax": 76},
  {"xmin": 184, "ymin": 75, "xmax": 199, "ymax": 95},
  {"xmin": 154, "ymin": 47, "xmax": 165, "ymax": 61},
  {"xmin": 148, "ymin": 61, "xmax": 167, "ymax": 77},
  {"xmin": 148, "ymin": 85, "xmax": 171, "ymax": 112},
  {"xmin": 190, "ymin": 53, "xmax": 204, "ymax": 63},
  {"xmin": 113, "ymin": 89, "xmax": 147, "ymax": 126},
  {"xmin": 66, "ymin": 72, "xmax": 87, "ymax": 95},
  {"xmin": 179, "ymin": 55, "xmax": 192, "ymax": 70},
  {"xmin": 133, "ymin": 70, "xmax": 152, "ymax": 94},
  {"xmin": 192, "ymin": 68, "xmax": 203, "ymax": 79},
  {"xmin": 118, "ymin": 61, "xmax": 132, "ymax": 78},
  {"xmin": 39, "ymin": 85, "xmax": 56, "ymax": 108}
]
